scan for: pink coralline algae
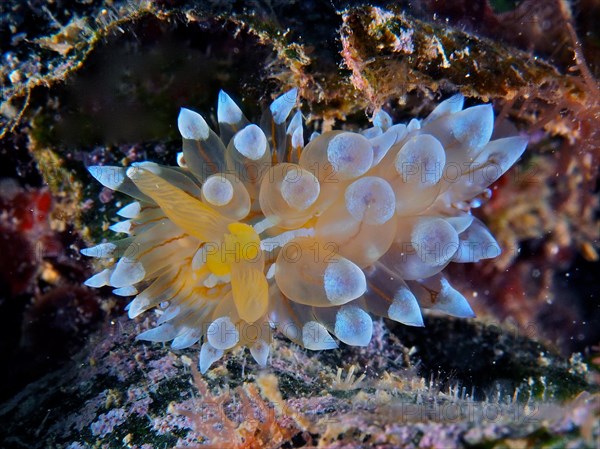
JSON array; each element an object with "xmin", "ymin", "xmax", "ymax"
[{"xmin": 90, "ymin": 407, "xmax": 127, "ymax": 438}]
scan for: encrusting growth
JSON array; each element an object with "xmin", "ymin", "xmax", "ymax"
[{"xmin": 82, "ymin": 89, "xmax": 528, "ymax": 373}]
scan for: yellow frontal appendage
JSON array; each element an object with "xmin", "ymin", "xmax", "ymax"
[{"xmin": 206, "ymin": 222, "xmax": 261, "ymax": 276}]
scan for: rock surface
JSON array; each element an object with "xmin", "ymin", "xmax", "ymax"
[
  {"xmin": 0, "ymin": 314, "xmax": 597, "ymax": 448},
  {"xmin": 1, "ymin": 1, "xmax": 599, "ymax": 448}
]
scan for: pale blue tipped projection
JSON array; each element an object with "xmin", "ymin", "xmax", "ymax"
[
  {"xmin": 433, "ymin": 278, "xmax": 476, "ymax": 318},
  {"xmin": 389, "ymin": 287, "xmax": 424, "ymax": 327},
  {"xmin": 199, "ymin": 342, "xmax": 224, "ymax": 374},
  {"xmin": 449, "ymin": 104, "xmax": 494, "ymax": 149},
  {"xmin": 270, "ymin": 88, "xmax": 298, "ymax": 124},
  {"xmin": 178, "ymin": 107, "xmax": 209, "ymax": 140},
  {"xmin": 323, "ymin": 258, "xmax": 367, "ymax": 304},
  {"xmin": 233, "ymin": 124, "xmax": 268, "ymax": 160},
  {"xmin": 302, "ymin": 321, "xmax": 338, "ymax": 350},
  {"xmin": 345, "ymin": 176, "xmax": 396, "ymax": 225},
  {"xmin": 217, "ymin": 90, "xmax": 244, "ymax": 125},
  {"xmin": 334, "ymin": 305, "xmax": 373, "ymax": 347}
]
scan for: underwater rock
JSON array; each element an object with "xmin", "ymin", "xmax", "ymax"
[
  {"xmin": 0, "ymin": 315, "xmax": 596, "ymax": 448},
  {"xmin": 0, "ymin": 0, "xmax": 599, "ymax": 447}
]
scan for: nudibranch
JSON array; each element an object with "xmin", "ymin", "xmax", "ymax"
[{"xmin": 82, "ymin": 89, "xmax": 527, "ymax": 373}]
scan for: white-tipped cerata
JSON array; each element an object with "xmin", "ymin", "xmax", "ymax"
[{"xmin": 178, "ymin": 108, "xmax": 209, "ymax": 140}]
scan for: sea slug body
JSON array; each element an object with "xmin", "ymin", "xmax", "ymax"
[{"xmin": 82, "ymin": 90, "xmax": 528, "ymax": 373}]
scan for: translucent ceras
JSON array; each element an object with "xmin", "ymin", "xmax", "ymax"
[{"xmin": 82, "ymin": 89, "xmax": 528, "ymax": 372}]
